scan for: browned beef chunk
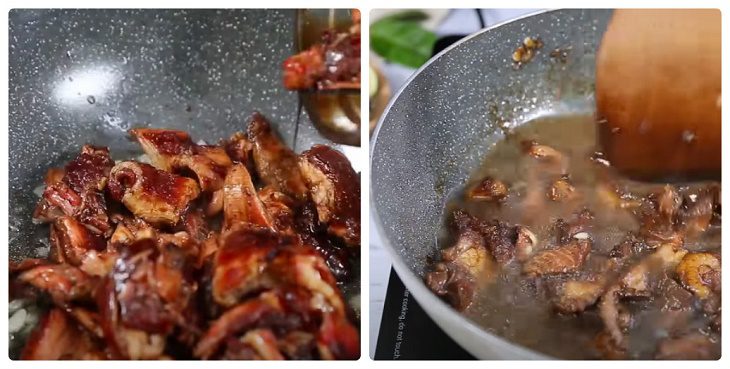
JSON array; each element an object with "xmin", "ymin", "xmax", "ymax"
[
  {"xmin": 222, "ymin": 164, "xmax": 274, "ymax": 231},
  {"xmin": 16, "ymin": 263, "xmax": 98, "ymax": 303},
  {"xmin": 299, "ymin": 145, "xmax": 361, "ymax": 246},
  {"xmin": 553, "ymin": 278, "xmax": 605, "ymax": 313},
  {"xmin": 594, "ymin": 330, "xmax": 627, "ymax": 360},
  {"xmin": 108, "ymin": 161, "xmax": 200, "ymax": 225},
  {"xmin": 223, "ymin": 131, "xmax": 254, "ymax": 168},
  {"xmin": 639, "ymin": 185, "xmax": 682, "ymax": 244},
  {"xmin": 282, "ymin": 13, "xmax": 361, "ymax": 91},
  {"xmin": 129, "ymin": 128, "xmax": 232, "ymax": 192},
  {"xmin": 49, "ymin": 216, "xmax": 106, "ymax": 265},
  {"xmin": 278, "ymin": 331, "xmax": 318, "ymax": 359},
  {"xmin": 655, "ymin": 332, "xmax": 720, "ymax": 360},
  {"xmin": 247, "ymin": 113, "xmax": 308, "ymax": 199},
  {"xmin": 33, "ymin": 145, "xmax": 114, "ymax": 236},
  {"xmin": 547, "ymin": 176, "xmax": 577, "ymax": 202},
  {"xmin": 675, "ymin": 252, "xmax": 720, "ymax": 299},
  {"xmin": 451, "ymin": 210, "xmax": 522, "ymax": 265},
  {"xmin": 523, "ymin": 239, "xmax": 591, "ymax": 277},
  {"xmin": 294, "ymin": 201, "xmax": 352, "ymax": 281},
  {"xmin": 21, "ymin": 308, "xmax": 104, "ymax": 360},
  {"xmin": 467, "ymin": 176, "xmax": 508, "ymax": 202},
  {"xmin": 425, "ymin": 262, "xmax": 477, "ymax": 311},
  {"xmin": 679, "ymin": 186, "xmax": 717, "ymax": 236},
  {"xmin": 555, "ymin": 208, "xmax": 594, "ymax": 245}
]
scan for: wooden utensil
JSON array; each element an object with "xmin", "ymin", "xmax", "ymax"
[{"xmin": 596, "ymin": 9, "xmax": 721, "ymax": 181}]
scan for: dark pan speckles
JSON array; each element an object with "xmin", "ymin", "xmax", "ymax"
[{"xmin": 9, "ymin": 9, "xmax": 336, "ymax": 260}]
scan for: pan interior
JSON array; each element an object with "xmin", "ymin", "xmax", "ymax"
[
  {"xmin": 9, "ymin": 9, "xmax": 335, "ymax": 261},
  {"xmin": 9, "ymin": 9, "xmax": 360, "ymax": 357},
  {"xmin": 371, "ymin": 9, "xmax": 612, "ymax": 357},
  {"xmin": 440, "ymin": 114, "xmax": 601, "ymax": 359},
  {"xmin": 373, "ymin": 9, "xmax": 609, "ymax": 273}
]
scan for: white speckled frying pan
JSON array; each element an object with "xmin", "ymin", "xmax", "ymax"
[{"xmin": 371, "ymin": 9, "xmax": 612, "ymax": 359}]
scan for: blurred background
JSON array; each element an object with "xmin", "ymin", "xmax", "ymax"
[{"xmin": 368, "ymin": 8, "xmax": 541, "ymax": 358}]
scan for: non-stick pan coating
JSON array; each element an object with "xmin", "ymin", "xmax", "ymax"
[{"xmin": 371, "ymin": 9, "xmax": 612, "ymax": 358}]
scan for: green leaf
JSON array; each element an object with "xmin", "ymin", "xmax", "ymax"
[
  {"xmin": 381, "ymin": 10, "xmax": 431, "ymax": 22},
  {"xmin": 370, "ymin": 17, "xmax": 437, "ymax": 69}
]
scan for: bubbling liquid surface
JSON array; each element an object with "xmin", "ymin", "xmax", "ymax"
[{"xmin": 437, "ymin": 115, "xmax": 720, "ymax": 359}]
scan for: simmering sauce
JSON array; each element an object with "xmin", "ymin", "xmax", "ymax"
[{"xmin": 434, "ymin": 115, "xmax": 721, "ymax": 359}]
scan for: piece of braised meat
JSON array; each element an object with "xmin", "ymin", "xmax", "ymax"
[
  {"xmin": 619, "ymin": 242, "xmax": 687, "ymax": 298},
  {"xmin": 299, "ymin": 145, "xmax": 361, "ymax": 246},
  {"xmin": 33, "ymin": 145, "xmax": 114, "ymax": 236},
  {"xmin": 195, "ymin": 287, "xmax": 358, "ymax": 360},
  {"xmin": 282, "ymin": 10, "xmax": 360, "ymax": 91},
  {"xmin": 440, "ymin": 212, "xmax": 492, "ymax": 274},
  {"xmin": 467, "ymin": 176, "xmax": 508, "ymax": 202},
  {"xmin": 49, "ymin": 216, "xmax": 106, "ymax": 266},
  {"xmin": 109, "ymin": 216, "xmax": 156, "ymax": 248},
  {"xmin": 294, "ymin": 201, "xmax": 352, "ymax": 281},
  {"xmin": 12, "ymin": 115, "xmax": 361, "ymax": 361},
  {"xmin": 212, "ymin": 223, "xmax": 347, "ymax": 313},
  {"xmin": 596, "ymin": 182, "xmax": 643, "ymax": 211},
  {"xmin": 426, "ymin": 209, "xmax": 542, "ymax": 310},
  {"xmin": 554, "ymin": 208, "xmax": 594, "ymax": 245},
  {"xmin": 97, "ymin": 276, "xmax": 167, "ymax": 360},
  {"xmin": 482, "ymin": 219, "xmax": 524, "ymax": 265},
  {"xmin": 425, "ymin": 210, "xmax": 496, "ymax": 310},
  {"xmin": 547, "ymin": 176, "xmax": 578, "ymax": 202},
  {"xmin": 210, "ymin": 240, "xmax": 358, "ymax": 359},
  {"xmin": 222, "ymin": 164, "xmax": 274, "ymax": 231},
  {"xmin": 609, "ymin": 233, "xmax": 650, "ymax": 260},
  {"xmin": 16, "ymin": 263, "xmax": 98, "ymax": 304},
  {"xmin": 108, "ymin": 161, "xmax": 201, "ymax": 226},
  {"xmin": 457, "ymin": 210, "xmax": 532, "ymax": 265},
  {"xmin": 675, "ymin": 252, "xmax": 720, "ymax": 299},
  {"xmin": 521, "ymin": 140, "xmax": 568, "ymax": 176},
  {"xmin": 523, "ymin": 239, "xmax": 591, "ymax": 277},
  {"xmin": 247, "ymin": 113, "xmax": 309, "ymax": 199},
  {"xmin": 553, "ymin": 277, "xmax": 606, "ymax": 313},
  {"xmin": 194, "ymin": 289, "xmax": 304, "ymax": 358},
  {"xmin": 639, "ymin": 185, "xmax": 683, "ymax": 244},
  {"xmin": 21, "ymin": 308, "xmax": 104, "ymax": 360},
  {"xmin": 425, "ymin": 263, "xmax": 478, "ymax": 312},
  {"xmin": 224, "ymin": 131, "xmax": 254, "ymax": 170},
  {"xmin": 679, "ymin": 185, "xmax": 719, "ymax": 237},
  {"xmin": 50, "ymin": 216, "xmax": 117, "ymax": 277},
  {"xmin": 212, "ymin": 225, "xmax": 288, "ymax": 307},
  {"xmin": 259, "ymin": 186, "xmax": 297, "ymax": 233},
  {"xmin": 514, "ymin": 226, "xmax": 538, "ymax": 262},
  {"xmin": 116, "ymin": 243, "xmax": 196, "ymax": 334},
  {"xmin": 130, "ymin": 128, "xmax": 232, "ymax": 192},
  {"xmin": 597, "ymin": 242, "xmax": 688, "ymax": 350},
  {"xmin": 654, "ymin": 332, "xmax": 720, "ymax": 360},
  {"xmin": 96, "ymin": 238, "xmax": 198, "ymax": 359}
]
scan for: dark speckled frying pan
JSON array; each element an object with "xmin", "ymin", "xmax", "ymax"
[
  {"xmin": 9, "ymin": 8, "xmax": 358, "ymax": 356},
  {"xmin": 371, "ymin": 9, "xmax": 612, "ymax": 359},
  {"xmin": 9, "ymin": 8, "xmax": 338, "ymax": 260}
]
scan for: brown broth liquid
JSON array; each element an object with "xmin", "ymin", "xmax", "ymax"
[{"xmin": 440, "ymin": 114, "xmax": 720, "ymax": 359}]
